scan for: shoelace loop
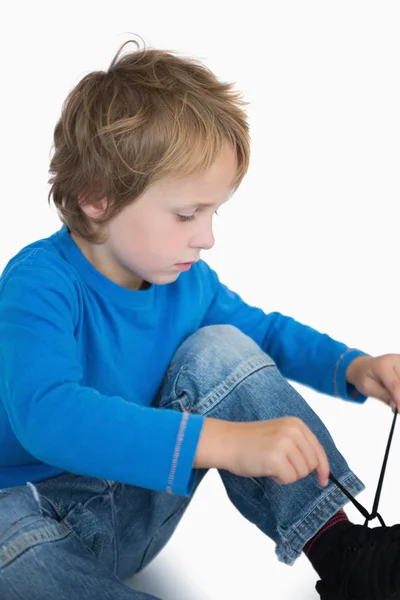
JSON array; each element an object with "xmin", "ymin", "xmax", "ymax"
[{"xmin": 329, "ymin": 408, "xmax": 397, "ymax": 528}]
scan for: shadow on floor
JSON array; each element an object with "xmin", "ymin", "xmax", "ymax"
[{"xmin": 126, "ymin": 553, "xmax": 210, "ymax": 600}]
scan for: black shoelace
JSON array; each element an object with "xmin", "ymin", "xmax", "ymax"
[{"xmin": 328, "ymin": 409, "xmax": 398, "ymax": 528}]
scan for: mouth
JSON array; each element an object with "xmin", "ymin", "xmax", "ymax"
[{"xmin": 174, "ymin": 261, "xmax": 197, "ymax": 271}]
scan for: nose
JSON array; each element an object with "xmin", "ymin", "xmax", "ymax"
[{"xmin": 189, "ymin": 222, "xmax": 215, "ymax": 251}]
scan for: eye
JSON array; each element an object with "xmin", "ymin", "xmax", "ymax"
[
  {"xmin": 177, "ymin": 214, "xmax": 196, "ymax": 222},
  {"xmin": 177, "ymin": 210, "xmax": 219, "ymax": 223}
]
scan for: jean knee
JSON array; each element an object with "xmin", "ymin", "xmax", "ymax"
[
  {"xmin": 156, "ymin": 325, "xmax": 275, "ymax": 414},
  {"xmin": 177, "ymin": 325, "xmax": 273, "ymax": 367}
]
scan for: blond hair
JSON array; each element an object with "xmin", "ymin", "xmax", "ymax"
[{"xmin": 48, "ymin": 38, "xmax": 250, "ymax": 243}]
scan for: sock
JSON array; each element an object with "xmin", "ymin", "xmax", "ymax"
[{"xmin": 303, "ymin": 509, "xmax": 353, "ymax": 578}]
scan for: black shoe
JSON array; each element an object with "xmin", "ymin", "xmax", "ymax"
[{"xmin": 315, "ymin": 522, "xmax": 400, "ymax": 599}]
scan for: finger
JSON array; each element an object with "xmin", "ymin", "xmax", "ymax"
[
  {"xmin": 293, "ymin": 433, "xmax": 320, "ymax": 479},
  {"xmin": 314, "ymin": 444, "xmax": 331, "ymax": 487},
  {"xmin": 302, "ymin": 427, "xmax": 330, "ymax": 486},
  {"xmin": 393, "ymin": 361, "xmax": 400, "ymax": 380},
  {"xmin": 271, "ymin": 459, "xmax": 298, "ymax": 485},
  {"xmin": 393, "ymin": 362, "xmax": 400, "ymax": 407},
  {"xmin": 286, "ymin": 451, "xmax": 310, "ymax": 483},
  {"xmin": 288, "ymin": 444, "xmax": 312, "ymax": 482},
  {"xmin": 365, "ymin": 378, "xmax": 393, "ymax": 406},
  {"xmin": 375, "ymin": 361, "xmax": 400, "ymax": 407}
]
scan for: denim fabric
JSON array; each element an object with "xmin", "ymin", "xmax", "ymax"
[{"xmin": 0, "ymin": 325, "xmax": 365, "ymax": 599}]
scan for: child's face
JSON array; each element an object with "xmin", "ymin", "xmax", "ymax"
[{"xmin": 77, "ymin": 143, "xmax": 238, "ymax": 290}]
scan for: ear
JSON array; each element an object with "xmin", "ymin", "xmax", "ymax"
[{"xmin": 78, "ymin": 194, "xmax": 108, "ymax": 219}]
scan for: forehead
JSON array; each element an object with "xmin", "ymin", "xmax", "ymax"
[{"xmin": 153, "ymin": 145, "xmax": 238, "ymax": 206}]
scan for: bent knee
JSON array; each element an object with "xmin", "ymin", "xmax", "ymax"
[{"xmin": 179, "ymin": 324, "xmax": 275, "ymax": 365}]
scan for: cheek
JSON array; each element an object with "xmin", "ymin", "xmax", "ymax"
[
  {"xmin": 112, "ymin": 213, "xmax": 184, "ymax": 255},
  {"xmin": 149, "ymin": 219, "xmax": 183, "ymax": 244}
]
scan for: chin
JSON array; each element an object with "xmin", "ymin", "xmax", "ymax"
[{"xmin": 151, "ymin": 272, "xmax": 181, "ymax": 285}]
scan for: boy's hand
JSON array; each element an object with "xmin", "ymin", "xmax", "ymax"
[
  {"xmin": 346, "ymin": 354, "xmax": 400, "ymax": 412},
  {"xmin": 194, "ymin": 417, "xmax": 330, "ymax": 487}
]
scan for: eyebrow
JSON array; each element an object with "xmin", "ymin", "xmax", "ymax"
[
  {"xmin": 178, "ymin": 196, "xmax": 231, "ymax": 209},
  {"xmin": 179, "ymin": 202, "xmax": 216, "ymax": 209}
]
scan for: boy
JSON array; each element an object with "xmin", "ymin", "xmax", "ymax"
[{"xmin": 1, "ymin": 39, "xmax": 400, "ymax": 600}]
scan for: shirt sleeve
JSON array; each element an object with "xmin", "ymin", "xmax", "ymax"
[
  {"xmin": 0, "ymin": 260, "xmax": 204, "ymax": 496},
  {"xmin": 200, "ymin": 265, "xmax": 369, "ymax": 403}
]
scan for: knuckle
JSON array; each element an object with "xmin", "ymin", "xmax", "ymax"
[
  {"xmin": 284, "ymin": 417, "xmax": 302, "ymax": 435},
  {"xmin": 270, "ymin": 449, "xmax": 283, "ymax": 467}
]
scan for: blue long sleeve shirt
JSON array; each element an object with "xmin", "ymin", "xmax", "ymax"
[{"xmin": 0, "ymin": 225, "xmax": 368, "ymax": 495}]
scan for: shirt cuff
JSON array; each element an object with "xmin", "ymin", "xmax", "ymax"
[
  {"xmin": 165, "ymin": 411, "xmax": 205, "ymax": 496},
  {"xmin": 333, "ymin": 348, "xmax": 370, "ymax": 403}
]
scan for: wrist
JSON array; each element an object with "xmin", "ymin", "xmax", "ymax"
[
  {"xmin": 346, "ymin": 355, "xmax": 371, "ymax": 385},
  {"xmin": 193, "ymin": 417, "xmax": 233, "ymax": 470}
]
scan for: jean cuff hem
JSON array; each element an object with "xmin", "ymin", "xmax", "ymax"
[{"xmin": 275, "ymin": 472, "xmax": 366, "ymax": 565}]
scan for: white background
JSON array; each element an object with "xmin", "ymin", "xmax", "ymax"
[{"xmin": 1, "ymin": 2, "xmax": 400, "ymax": 599}]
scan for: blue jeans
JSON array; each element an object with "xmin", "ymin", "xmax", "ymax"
[{"xmin": 0, "ymin": 325, "xmax": 365, "ymax": 599}]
